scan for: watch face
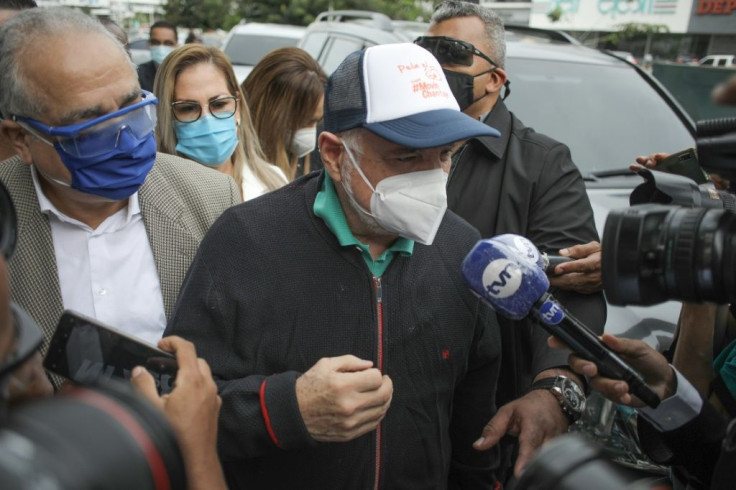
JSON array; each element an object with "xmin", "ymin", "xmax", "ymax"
[{"xmin": 558, "ymin": 377, "xmax": 586, "ymax": 415}]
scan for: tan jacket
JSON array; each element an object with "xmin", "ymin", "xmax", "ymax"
[{"xmin": 0, "ymin": 152, "xmax": 241, "ymax": 353}]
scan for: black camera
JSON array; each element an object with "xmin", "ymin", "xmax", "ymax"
[
  {"xmin": 0, "ymin": 381, "xmax": 187, "ymax": 490},
  {"xmin": 602, "ymin": 116, "xmax": 736, "ymax": 306},
  {"xmin": 602, "ymin": 204, "xmax": 736, "ymax": 305},
  {"xmin": 0, "ymin": 179, "xmax": 188, "ymax": 489},
  {"xmin": 513, "ymin": 433, "xmax": 667, "ymax": 490}
]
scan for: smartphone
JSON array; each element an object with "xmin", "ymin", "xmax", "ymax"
[
  {"xmin": 43, "ymin": 310, "xmax": 177, "ymax": 394},
  {"xmin": 655, "ymin": 148, "xmax": 710, "ymax": 185}
]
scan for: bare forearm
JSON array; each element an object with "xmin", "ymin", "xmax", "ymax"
[
  {"xmin": 187, "ymin": 456, "xmax": 228, "ymax": 490},
  {"xmin": 673, "ymin": 303, "xmax": 717, "ymax": 397}
]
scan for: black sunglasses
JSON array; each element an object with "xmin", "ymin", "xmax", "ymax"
[{"xmin": 414, "ymin": 36, "xmax": 498, "ymax": 68}]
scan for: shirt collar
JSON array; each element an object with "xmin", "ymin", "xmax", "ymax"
[
  {"xmin": 31, "ymin": 165, "xmax": 140, "ymax": 227},
  {"xmin": 474, "ymin": 99, "xmax": 512, "ymax": 160},
  {"xmin": 313, "ymin": 172, "xmax": 413, "ymax": 257}
]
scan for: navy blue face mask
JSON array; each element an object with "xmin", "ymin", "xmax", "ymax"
[
  {"xmin": 12, "ymin": 91, "xmax": 159, "ymax": 201},
  {"xmin": 53, "ymin": 129, "xmax": 157, "ymax": 201}
]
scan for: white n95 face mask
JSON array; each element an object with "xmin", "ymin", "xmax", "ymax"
[
  {"xmin": 289, "ymin": 127, "xmax": 317, "ymax": 158},
  {"xmin": 342, "ymin": 144, "xmax": 448, "ymax": 245}
]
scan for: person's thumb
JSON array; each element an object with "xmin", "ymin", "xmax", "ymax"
[
  {"xmin": 331, "ymin": 354, "xmax": 374, "ymax": 373},
  {"xmin": 130, "ymin": 366, "xmax": 163, "ymax": 409}
]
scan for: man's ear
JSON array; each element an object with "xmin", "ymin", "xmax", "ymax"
[
  {"xmin": 485, "ymin": 67, "xmax": 507, "ymax": 96},
  {"xmin": 0, "ymin": 120, "xmax": 33, "ymax": 165},
  {"xmin": 319, "ymin": 131, "xmax": 344, "ymax": 182}
]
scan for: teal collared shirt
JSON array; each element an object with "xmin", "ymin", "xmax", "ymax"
[{"xmin": 314, "ymin": 173, "xmax": 413, "ymax": 277}]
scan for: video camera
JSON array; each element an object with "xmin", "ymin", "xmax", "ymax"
[
  {"xmin": 0, "ymin": 180, "xmax": 187, "ymax": 489},
  {"xmin": 603, "ymin": 117, "xmax": 736, "ymax": 306}
]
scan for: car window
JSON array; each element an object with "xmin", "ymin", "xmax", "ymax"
[
  {"xmin": 717, "ymin": 59, "xmax": 727, "ymax": 67},
  {"xmin": 129, "ymin": 39, "xmax": 149, "ymax": 50},
  {"xmin": 321, "ymin": 36, "xmax": 364, "ymax": 75},
  {"xmin": 224, "ymin": 34, "xmax": 301, "ymax": 65},
  {"xmin": 301, "ymin": 32, "xmax": 329, "ymax": 60},
  {"xmin": 701, "ymin": 58, "xmax": 714, "ymax": 65},
  {"xmin": 504, "ymin": 58, "xmax": 694, "ymax": 175}
]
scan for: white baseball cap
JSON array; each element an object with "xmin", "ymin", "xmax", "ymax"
[{"xmin": 323, "ymin": 43, "xmax": 500, "ymax": 148}]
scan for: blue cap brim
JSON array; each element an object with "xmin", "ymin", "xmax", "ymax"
[{"xmin": 364, "ymin": 109, "xmax": 500, "ymax": 149}]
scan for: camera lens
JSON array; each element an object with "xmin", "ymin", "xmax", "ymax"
[
  {"xmin": 602, "ymin": 204, "xmax": 736, "ymax": 305},
  {"xmin": 0, "ymin": 380, "xmax": 186, "ymax": 490}
]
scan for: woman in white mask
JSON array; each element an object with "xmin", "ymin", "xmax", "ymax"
[
  {"xmin": 154, "ymin": 45, "xmax": 287, "ymax": 201},
  {"xmin": 243, "ymin": 47, "xmax": 327, "ymax": 181}
]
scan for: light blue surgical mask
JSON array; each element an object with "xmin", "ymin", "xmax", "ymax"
[
  {"xmin": 174, "ymin": 114, "xmax": 238, "ymax": 166},
  {"xmin": 150, "ymin": 45, "xmax": 174, "ymax": 65}
]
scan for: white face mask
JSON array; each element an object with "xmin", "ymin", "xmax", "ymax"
[
  {"xmin": 341, "ymin": 143, "xmax": 448, "ymax": 245},
  {"xmin": 289, "ymin": 127, "xmax": 317, "ymax": 158}
]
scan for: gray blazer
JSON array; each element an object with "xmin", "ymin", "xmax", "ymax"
[{"xmin": 0, "ymin": 152, "xmax": 241, "ymax": 352}]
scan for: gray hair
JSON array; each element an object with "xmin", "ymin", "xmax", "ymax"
[
  {"xmin": 0, "ymin": 7, "xmax": 132, "ymax": 119},
  {"xmin": 430, "ymin": 1, "xmax": 506, "ymax": 69}
]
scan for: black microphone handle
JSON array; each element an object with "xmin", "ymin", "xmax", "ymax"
[{"xmin": 532, "ymin": 294, "xmax": 661, "ymax": 408}]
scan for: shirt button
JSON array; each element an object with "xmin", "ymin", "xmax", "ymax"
[{"xmin": 98, "ymin": 288, "xmax": 107, "ymax": 296}]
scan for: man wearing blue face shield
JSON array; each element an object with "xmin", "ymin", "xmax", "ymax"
[
  {"xmin": 0, "ymin": 8, "xmax": 240, "ymax": 378},
  {"xmin": 138, "ymin": 20, "xmax": 179, "ymax": 92}
]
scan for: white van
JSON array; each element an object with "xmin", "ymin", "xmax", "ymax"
[{"xmin": 699, "ymin": 54, "xmax": 735, "ymax": 68}]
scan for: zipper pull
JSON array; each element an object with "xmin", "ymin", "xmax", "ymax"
[{"xmin": 375, "ymin": 277, "xmax": 383, "ymax": 303}]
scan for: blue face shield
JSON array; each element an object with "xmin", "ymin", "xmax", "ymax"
[
  {"xmin": 174, "ymin": 114, "xmax": 238, "ymax": 166},
  {"xmin": 12, "ymin": 91, "xmax": 159, "ymax": 201}
]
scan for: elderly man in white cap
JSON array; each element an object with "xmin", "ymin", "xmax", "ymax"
[{"xmin": 166, "ymin": 43, "xmax": 503, "ymax": 489}]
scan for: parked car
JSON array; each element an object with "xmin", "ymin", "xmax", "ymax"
[
  {"xmin": 304, "ymin": 13, "xmax": 696, "ymax": 343},
  {"xmin": 699, "ymin": 54, "xmax": 736, "ymax": 68},
  {"xmin": 299, "ymin": 10, "xmax": 423, "ymax": 75},
  {"xmin": 128, "ymin": 37, "xmax": 151, "ymax": 65},
  {"xmin": 222, "ymin": 22, "xmax": 306, "ymax": 82}
]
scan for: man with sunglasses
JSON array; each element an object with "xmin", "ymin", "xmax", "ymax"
[
  {"xmin": 416, "ymin": 0, "xmax": 606, "ymax": 481},
  {"xmin": 0, "ymin": 8, "xmax": 239, "ymax": 374}
]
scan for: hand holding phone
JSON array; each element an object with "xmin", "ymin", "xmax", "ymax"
[
  {"xmin": 652, "ymin": 148, "xmax": 710, "ymax": 185},
  {"xmin": 44, "ymin": 311, "xmax": 178, "ymax": 394}
]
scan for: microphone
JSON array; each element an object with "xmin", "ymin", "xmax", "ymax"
[
  {"xmin": 462, "ymin": 236, "xmax": 661, "ymax": 408},
  {"xmin": 489, "ymin": 234, "xmax": 572, "ymax": 275}
]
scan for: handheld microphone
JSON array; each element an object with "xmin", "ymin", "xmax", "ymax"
[
  {"xmin": 489, "ymin": 234, "xmax": 572, "ymax": 275},
  {"xmin": 462, "ymin": 236, "xmax": 661, "ymax": 408}
]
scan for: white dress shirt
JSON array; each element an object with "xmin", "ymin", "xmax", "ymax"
[
  {"xmin": 639, "ymin": 366, "xmax": 703, "ymax": 432},
  {"xmin": 32, "ymin": 167, "xmax": 166, "ymax": 345}
]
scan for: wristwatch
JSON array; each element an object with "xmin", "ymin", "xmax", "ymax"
[{"xmin": 530, "ymin": 375, "xmax": 586, "ymax": 425}]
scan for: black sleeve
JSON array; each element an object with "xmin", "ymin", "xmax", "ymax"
[
  {"xmin": 637, "ymin": 400, "xmax": 728, "ymax": 488},
  {"xmin": 448, "ymin": 302, "xmax": 502, "ymax": 489},
  {"xmin": 164, "ymin": 212, "xmax": 316, "ymax": 461},
  {"xmin": 526, "ymin": 143, "xmax": 607, "ymax": 375}
]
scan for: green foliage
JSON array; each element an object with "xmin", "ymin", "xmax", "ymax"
[
  {"xmin": 603, "ymin": 22, "xmax": 670, "ymax": 45},
  {"xmin": 547, "ymin": 6, "xmax": 562, "ymax": 22},
  {"xmin": 163, "ymin": 0, "xmax": 431, "ymax": 30}
]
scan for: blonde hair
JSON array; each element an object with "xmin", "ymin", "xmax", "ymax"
[
  {"xmin": 153, "ymin": 44, "xmax": 285, "ymax": 195},
  {"xmin": 243, "ymin": 47, "xmax": 327, "ymax": 181}
]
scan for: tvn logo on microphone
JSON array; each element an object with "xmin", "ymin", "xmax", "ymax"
[{"xmin": 482, "ymin": 259, "xmax": 522, "ymax": 298}]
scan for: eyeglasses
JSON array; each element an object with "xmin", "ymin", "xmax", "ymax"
[
  {"xmin": 11, "ymin": 90, "xmax": 158, "ymax": 159},
  {"xmin": 171, "ymin": 95, "xmax": 238, "ymax": 123},
  {"xmin": 414, "ymin": 36, "xmax": 498, "ymax": 68}
]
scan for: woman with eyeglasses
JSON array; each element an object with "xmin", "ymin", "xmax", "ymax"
[
  {"xmin": 153, "ymin": 44, "xmax": 287, "ymax": 200},
  {"xmin": 242, "ymin": 47, "xmax": 327, "ymax": 181}
]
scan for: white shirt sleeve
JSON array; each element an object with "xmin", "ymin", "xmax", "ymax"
[{"xmin": 638, "ymin": 366, "xmax": 703, "ymax": 432}]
